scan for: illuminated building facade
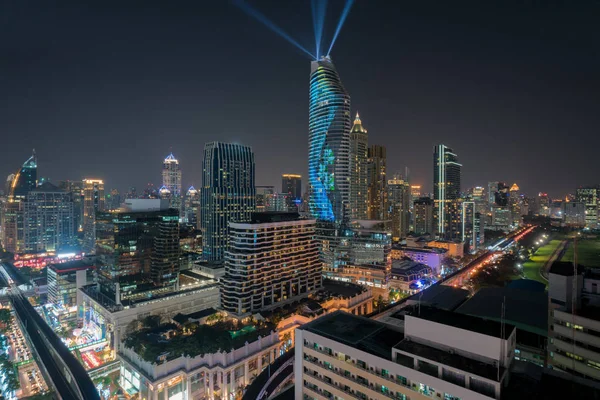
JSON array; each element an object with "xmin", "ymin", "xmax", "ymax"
[
  {"xmin": 184, "ymin": 186, "xmax": 200, "ymax": 227},
  {"xmin": 410, "ymin": 185, "xmax": 422, "ymax": 199},
  {"xmin": 82, "ymin": 178, "xmax": 105, "ymax": 253},
  {"xmin": 281, "ymin": 174, "xmax": 302, "ymax": 210},
  {"xmin": 162, "ymin": 153, "xmax": 182, "ymax": 212},
  {"xmin": 200, "ymin": 142, "xmax": 255, "ymax": 262},
  {"xmin": 349, "ymin": 112, "xmax": 368, "ymax": 220},
  {"xmin": 95, "ymin": 200, "xmax": 180, "ymax": 307},
  {"xmin": 1, "ymin": 151, "xmax": 37, "ymax": 253},
  {"xmin": 576, "ymin": 186, "xmax": 599, "ymax": 229},
  {"xmin": 23, "ymin": 182, "xmax": 75, "ymax": 253},
  {"xmin": 47, "ymin": 260, "xmax": 94, "ymax": 320},
  {"xmin": 308, "ymin": 56, "xmax": 351, "ymax": 223},
  {"xmin": 433, "ymin": 145, "xmax": 462, "ymax": 240},
  {"xmin": 221, "ymin": 212, "xmax": 321, "ymax": 316},
  {"xmin": 414, "ymin": 197, "xmax": 434, "ymax": 235},
  {"xmin": 367, "ymin": 145, "xmax": 387, "ymax": 220},
  {"xmin": 388, "ymin": 175, "xmax": 411, "ymax": 240},
  {"xmin": 255, "ymin": 186, "xmax": 275, "ymax": 212},
  {"xmin": 461, "ymin": 201, "xmax": 483, "ymax": 252}
]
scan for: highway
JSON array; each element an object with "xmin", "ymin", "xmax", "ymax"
[{"xmin": 1, "ymin": 263, "xmax": 101, "ymax": 400}]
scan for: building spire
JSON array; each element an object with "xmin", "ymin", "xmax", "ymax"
[{"xmin": 351, "ymin": 111, "xmax": 367, "ymax": 134}]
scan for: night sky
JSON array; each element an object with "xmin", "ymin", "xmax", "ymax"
[{"xmin": 2, "ymin": 0, "xmax": 599, "ymax": 198}]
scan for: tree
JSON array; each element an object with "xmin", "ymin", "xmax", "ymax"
[{"xmin": 142, "ymin": 315, "xmax": 161, "ymax": 329}]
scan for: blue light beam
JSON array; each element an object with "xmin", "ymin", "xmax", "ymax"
[
  {"xmin": 311, "ymin": 0, "xmax": 328, "ymax": 58},
  {"xmin": 327, "ymin": 0, "xmax": 354, "ymax": 56},
  {"xmin": 235, "ymin": 0, "xmax": 316, "ymax": 59}
]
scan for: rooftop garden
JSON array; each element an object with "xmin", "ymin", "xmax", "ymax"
[{"xmin": 123, "ymin": 317, "xmax": 275, "ymax": 364}]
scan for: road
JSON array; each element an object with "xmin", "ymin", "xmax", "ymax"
[{"xmin": 0, "ymin": 263, "xmax": 101, "ymax": 400}]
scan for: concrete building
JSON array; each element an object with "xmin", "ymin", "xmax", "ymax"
[
  {"xmin": 562, "ymin": 201, "xmax": 586, "ymax": 227},
  {"xmin": 82, "ymin": 178, "xmax": 105, "ymax": 253},
  {"xmin": 576, "ymin": 186, "xmax": 599, "ymax": 229},
  {"xmin": 349, "ymin": 112, "xmax": 368, "ymax": 220},
  {"xmin": 296, "ymin": 307, "xmax": 516, "ymax": 400},
  {"xmin": 388, "ymin": 175, "xmax": 411, "ymax": 241},
  {"xmin": 390, "ymin": 259, "xmax": 433, "ymax": 293},
  {"xmin": 391, "ymin": 245, "xmax": 448, "ymax": 276},
  {"xmin": 427, "ymin": 240, "xmax": 464, "ymax": 258},
  {"xmin": 119, "ymin": 329, "xmax": 280, "ymax": 400},
  {"xmin": 221, "ymin": 212, "xmax": 321, "ymax": 317},
  {"xmin": 367, "ymin": 145, "xmax": 387, "ymax": 220},
  {"xmin": 548, "ymin": 262, "xmax": 600, "ymax": 381},
  {"xmin": 414, "ymin": 197, "xmax": 434, "ymax": 235}
]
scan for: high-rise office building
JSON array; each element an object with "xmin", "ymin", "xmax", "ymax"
[
  {"xmin": 470, "ymin": 186, "xmax": 487, "ymax": 215},
  {"xmin": 461, "ymin": 201, "xmax": 483, "ymax": 252},
  {"xmin": 413, "ymin": 197, "xmax": 434, "ymax": 235},
  {"xmin": 162, "ymin": 153, "xmax": 182, "ymax": 212},
  {"xmin": 308, "ymin": 56, "xmax": 351, "ymax": 224},
  {"xmin": 23, "ymin": 182, "xmax": 74, "ymax": 253},
  {"xmin": 494, "ymin": 182, "xmax": 510, "ymax": 207},
  {"xmin": 349, "ymin": 112, "xmax": 368, "ymax": 220},
  {"xmin": 183, "ymin": 186, "xmax": 200, "ymax": 227},
  {"xmin": 388, "ymin": 175, "xmax": 411, "ymax": 240},
  {"xmin": 281, "ymin": 174, "xmax": 302, "ymax": 211},
  {"xmin": 58, "ymin": 180, "xmax": 84, "ymax": 232},
  {"xmin": 367, "ymin": 145, "xmax": 387, "ymax": 220},
  {"xmin": 536, "ymin": 192, "xmax": 551, "ymax": 217},
  {"xmin": 487, "ymin": 181, "xmax": 499, "ymax": 209},
  {"xmin": 106, "ymin": 189, "xmax": 121, "ymax": 211},
  {"xmin": 162, "ymin": 153, "xmax": 182, "ymax": 197},
  {"xmin": 410, "ymin": 185, "xmax": 422, "ymax": 199},
  {"xmin": 200, "ymin": 142, "xmax": 255, "ymax": 262},
  {"xmin": 1, "ymin": 151, "xmax": 37, "ymax": 253},
  {"xmin": 509, "ymin": 183, "xmax": 523, "ymax": 225},
  {"xmin": 576, "ymin": 186, "xmax": 599, "ymax": 229},
  {"xmin": 433, "ymin": 145, "xmax": 462, "ymax": 240},
  {"xmin": 221, "ymin": 212, "xmax": 321, "ymax": 316},
  {"xmin": 95, "ymin": 199, "xmax": 180, "ymax": 307},
  {"xmin": 82, "ymin": 179, "xmax": 105, "ymax": 253}
]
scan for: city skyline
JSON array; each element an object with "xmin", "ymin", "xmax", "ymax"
[{"xmin": 2, "ymin": 2, "xmax": 599, "ymax": 198}]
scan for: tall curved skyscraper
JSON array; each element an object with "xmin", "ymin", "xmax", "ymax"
[{"xmin": 308, "ymin": 56, "xmax": 351, "ymax": 223}]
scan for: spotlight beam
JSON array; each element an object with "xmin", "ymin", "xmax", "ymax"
[
  {"xmin": 311, "ymin": 0, "xmax": 328, "ymax": 58},
  {"xmin": 327, "ymin": 0, "xmax": 354, "ymax": 55},
  {"xmin": 235, "ymin": 0, "xmax": 316, "ymax": 59}
]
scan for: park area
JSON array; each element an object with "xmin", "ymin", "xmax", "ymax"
[
  {"xmin": 562, "ymin": 238, "xmax": 600, "ymax": 268},
  {"xmin": 522, "ymin": 239, "xmax": 565, "ymax": 285}
]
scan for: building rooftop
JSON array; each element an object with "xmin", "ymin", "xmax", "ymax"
[
  {"xmin": 456, "ymin": 287, "xmax": 548, "ymax": 335},
  {"xmin": 404, "ymin": 284, "xmax": 469, "ymax": 311},
  {"xmin": 395, "ymin": 339, "xmax": 505, "ymax": 382},
  {"xmin": 321, "ymin": 279, "xmax": 365, "ymax": 298},
  {"xmin": 405, "ymin": 305, "xmax": 515, "ymax": 339},
  {"xmin": 47, "ymin": 260, "xmax": 94, "ymax": 273},
  {"xmin": 31, "ymin": 182, "xmax": 64, "ymax": 193},
  {"xmin": 391, "ymin": 260, "xmax": 432, "ymax": 274},
  {"xmin": 248, "ymin": 212, "xmax": 302, "ymax": 224},
  {"xmin": 549, "ymin": 261, "xmax": 585, "ymax": 276},
  {"xmin": 303, "ymin": 311, "xmax": 403, "ymax": 360},
  {"xmin": 393, "ymin": 245, "xmax": 447, "ymax": 254},
  {"xmin": 173, "ymin": 307, "xmax": 217, "ymax": 324}
]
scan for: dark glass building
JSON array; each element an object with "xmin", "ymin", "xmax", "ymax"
[
  {"xmin": 281, "ymin": 174, "xmax": 302, "ymax": 210},
  {"xmin": 95, "ymin": 201, "xmax": 180, "ymax": 307},
  {"xmin": 200, "ymin": 142, "xmax": 255, "ymax": 261}
]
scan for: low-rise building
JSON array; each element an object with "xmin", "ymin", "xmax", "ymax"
[
  {"xmin": 119, "ymin": 327, "xmax": 280, "ymax": 400},
  {"xmin": 391, "ymin": 245, "xmax": 448, "ymax": 275},
  {"xmin": 296, "ymin": 307, "xmax": 516, "ymax": 400},
  {"xmin": 389, "ymin": 259, "xmax": 433, "ymax": 293},
  {"xmin": 427, "ymin": 240, "xmax": 464, "ymax": 258}
]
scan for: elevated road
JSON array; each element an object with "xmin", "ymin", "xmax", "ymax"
[{"xmin": 1, "ymin": 263, "xmax": 101, "ymax": 400}]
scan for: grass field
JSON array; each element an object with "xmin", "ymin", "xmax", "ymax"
[
  {"xmin": 562, "ymin": 239, "xmax": 600, "ymax": 267},
  {"xmin": 521, "ymin": 239, "xmax": 563, "ymax": 285}
]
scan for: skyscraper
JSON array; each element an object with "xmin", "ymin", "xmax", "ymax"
[
  {"xmin": 308, "ymin": 56, "xmax": 351, "ymax": 223},
  {"xmin": 414, "ymin": 197, "xmax": 434, "ymax": 235},
  {"xmin": 349, "ymin": 112, "xmax": 368, "ymax": 220},
  {"xmin": 367, "ymin": 145, "xmax": 387, "ymax": 220},
  {"xmin": 184, "ymin": 186, "xmax": 200, "ymax": 228},
  {"xmin": 281, "ymin": 174, "xmax": 302, "ymax": 210},
  {"xmin": 162, "ymin": 153, "xmax": 182, "ymax": 197},
  {"xmin": 388, "ymin": 175, "xmax": 411, "ymax": 240},
  {"xmin": 433, "ymin": 144, "xmax": 462, "ymax": 240},
  {"xmin": 200, "ymin": 142, "xmax": 255, "ymax": 261},
  {"xmin": 82, "ymin": 179, "xmax": 105, "ymax": 253},
  {"xmin": 221, "ymin": 212, "xmax": 321, "ymax": 316},
  {"xmin": 576, "ymin": 186, "xmax": 599, "ymax": 229},
  {"xmin": 1, "ymin": 151, "xmax": 37, "ymax": 253},
  {"xmin": 23, "ymin": 182, "xmax": 75, "ymax": 252}
]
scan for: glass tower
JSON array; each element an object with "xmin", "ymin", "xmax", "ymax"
[
  {"xmin": 433, "ymin": 144, "xmax": 462, "ymax": 239},
  {"xmin": 309, "ymin": 56, "xmax": 351, "ymax": 223},
  {"xmin": 200, "ymin": 142, "xmax": 255, "ymax": 261},
  {"xmin": 350, "ymin": 112, "xmax": 368, "ymax": 220}
]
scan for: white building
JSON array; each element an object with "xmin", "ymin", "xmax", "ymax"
[
  {"xmin": 78, "ymin": 282, "xmax": 219, "ymax": 352},
  {"xmin": 119, "ymin": 330, "xmax": 280, "ymax": 400},
  {"xmin": 296, "ymin": 307, "xmax": 516, "ymax": 400}
]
